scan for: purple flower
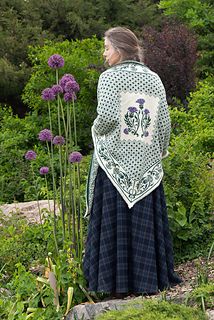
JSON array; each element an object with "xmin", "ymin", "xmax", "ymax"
[
  {"xmin": 144, "ymin": 109, "xmax": 150, "ymax": 114},
  {"xmin": 59, "ymin": 74, "xmax": 75, "ymax": 91},
  {"xmin": 52, "ymin": 135, "xmax": 65, "ymax": 145},
  {"xmin": 64, "ymin": 92, "xmax": 77, "ymax": 102},
  {"xmin": 68, "ymin": 151, "xmax": 83, "ymax": 163},
  {"xmin": 48, "ymin": 54, "xmax": 64, "ymax": 69},
  {"xmin": 128, "ymin": 106, "xmax": 138, "ymax": 113},
  {"xmin": 52, "ymin": 84, "xmax": 63, "ymax": 96},
  {"xmin": 136, "ymin": 98, "xmax": 145, "ymax": 105},
  {"xmin": 25, "ymin": 150, "xmax": 37, "ymax": 160},
  {"xmin": 39, "ymin": 166, "xmax": 49, "ymax": 175},
  {"xmin": 123, "ymin": 128, "xmax": 129, "ymax": 134},
  {"xmin": 64, "ymin": 80, "xmax": 80, "ymax": 93},
  {"xmin": 38, "ymin": 129, "xmax": 53, "ymax": 142},
  {"xmin": 144, "ymin": 131, "xmax": 149, "ymax": 137},
  {"xmin": 41, "ymin": 88, "xmax": 55, "ymax": 101}
]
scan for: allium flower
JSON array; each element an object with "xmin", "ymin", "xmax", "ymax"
[
  {"xmin": 53, "ymin": 135, "xmax": 65, "ymax": 145},
  {"xmin": 38, "ymin": 129, "xmax": 53, "ymax": 142},
  {"xmin": 52, "ymin": 84, "xmax": 63, "ymax": 96},
  {"xmin": 48, "ymin": 54, "xmax": 64, "ymax": 69},
  {"xmin": 25, "ymin": 150, "xmax": 37, "ymax": 160},
  {"xmin": 144, "ymin": 108, "xmax": 150, "ymax": 114},
  {"xmin": 64, "ymin": 92, "xmax": 76, "ymax": 102},
  {"xmin": 144, "ymin": 131, "xmax": 149, "ymax": 137},
  {"xmin": 64, "ymin": 80, "xmax": 80, "ymax": 93},
  {"xmin": 136, "ymin": 98, "xmax": 145, "ymax": 105},
  {"xmin": 123, "ymin": 128, "xmax": 129, "ymax": 134},
  {"xmin": 41, "ymin": 88, "xmax": 55, "ymax": 101},
  {"xmin": 68, "ymin": 151, "xmax": 83, "ymax": 163},
  {"xmin": 59, "ymin": 74, "xmax": 75, "ymax": 91},
  {"xmin": 128, "ymin": 106, "xmax": 138, "ymax": 113},
  {"xmin": 39, "ymin": 166, "xmax": 49, "ymax": 175}
]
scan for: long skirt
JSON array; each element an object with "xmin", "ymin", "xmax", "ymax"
[{"xmin": 83, "ymin": 167, "xmax": 182, "ymax": 294}]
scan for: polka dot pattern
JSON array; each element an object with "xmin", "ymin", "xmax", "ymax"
[
  {"xmin": 93, "ymin": 62, "xmax": 170, "ymax": 179},
  {"xmin": 87, "ymin": 62, "xmax": 171, "ymax": 213}
]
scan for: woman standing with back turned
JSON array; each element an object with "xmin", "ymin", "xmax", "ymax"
[{"xmin": 83, "ymin": 26, "xmax": 181, "ymax": 297}]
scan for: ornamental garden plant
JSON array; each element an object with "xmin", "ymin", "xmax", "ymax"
[{"xmin": 19, "ymin": 53, "xmax": 90, "ymax": 316}]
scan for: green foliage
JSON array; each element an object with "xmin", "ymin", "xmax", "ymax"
[
  {"xmin": 163, "ymin": 76, "xmax": 214, "ymax": 260},
  {"xmin": 0, "ymin": 212, "xmax": 89, "ymax": 318},
  {"xmin": 96, "ymin": 299, "xmax": 207, "ymax": 320},
  {"xmin": 0, "ymin": 0, "xmax": 163, "ymax": 114},
  {"xmin": 159, "ymin": 0, "xmax": 214, "ymax": 76},
  {"xmin": 188, "ymin": 283, "xmax": 214, "ymax": 310},
  {"xmin": 0, "ymin": 210, "xmax": 53, "ymax": 276},
  {"xmin": 22, "ymin": 38, "xmax": 103, "ymax": 151},
  {"xmin": 0, "ymin": 105, "xmax": 56, "ymax": 203}
]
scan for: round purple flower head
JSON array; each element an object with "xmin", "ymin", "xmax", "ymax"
[
  {"xmin": 128, "ymin": 106, "xmax": 138, "ymax": 113},
  {"xmin": 25, "ymin": 150, "xmax": 37, "ymax": 160},
  {"xmin": 65, "ymin": 80, "xmax": 80, "ymax": 93},
  {"xmin": 40, "ymin": 166, "xmax": 49, "ymax": 175},
  {"xmin": 144, "ymin": 108, "xmax": 150, "ymax": 114},
  {"xmin": 59, "ymin": 74, "xmax": 75, "ymax": 91},
  {"xmin": 144, "ymin": 131, "xmax": 149, "ymax": 137},
  {"xmin": 68, "ymin": 151, "xmax": 83, "ymax": 163},
  {"xmin": 136, "ymin": 98, "xmax": 145, "ymax": 105},
  {"xmin": 52, "ymin": 84, "xmax": 63, "ymax": 96},
  {"xmin": 48, "ymin": 54, "xmax": 64, "ymax": 69},
  {"xmin": 64, "ymin": 92, "xmax": 76, "ymax": 102},
  {"xmin": 41, "ymin": 88, "xmax": 55, "ymax": 101},
  {"xmin": 53, "ymin": 135, "xmax": 65, "ymax": 145},
  {"xmin": 38, "ymin": 129, "xmax": 53, "ymax": 142}
]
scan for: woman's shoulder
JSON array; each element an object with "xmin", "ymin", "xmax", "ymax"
[{"xmin": 100, "ymin": 61, "xmax": 159, "ymax": 79}]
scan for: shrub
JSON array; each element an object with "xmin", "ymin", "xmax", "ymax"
[
  {"xmin": 96, "ymin": 299, "xmax": 207, "ymax": 320},
  {"xmin": 163, "ymin": 77, "xmax": 214, "ymax": 260},
  {"xmin": 142, "ymin": 22, "xmax": 197, "ymax": 104}
]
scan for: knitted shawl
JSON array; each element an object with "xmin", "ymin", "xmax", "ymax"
[{"xmin": 85, "ymin": 61, "xmax": 170, "ymax": 217}]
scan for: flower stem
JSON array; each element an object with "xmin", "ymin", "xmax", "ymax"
[
  {"xmin": 72, "ymin": 98, "xmax": 77, "ymax": 146},
  {"xmin": 77, "ymin": 163, "xmax": 83, "ymax": 260},
  {"xmin": 46, "ymin": 141, "xmax": 59, "ymax": 255}
]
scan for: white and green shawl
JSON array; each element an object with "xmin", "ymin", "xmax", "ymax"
[{"xmin": 85, "ymin": 61, "xmax": 170, "ymax": 217}]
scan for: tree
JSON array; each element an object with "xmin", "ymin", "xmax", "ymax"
[{"xmin": 159, "ymin": 0, "xmax": 214, "ymax": 76}]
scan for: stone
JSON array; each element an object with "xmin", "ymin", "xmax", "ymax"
[
  {"xmin": 0, "ymin": 200, "xmax": 59, "ymax": 224},
  {"xmin": 66, "ymin": 298, "xmax": 141, "ymax": 320}
]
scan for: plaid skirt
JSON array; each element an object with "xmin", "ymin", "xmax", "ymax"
[{"xmin": 83, "ymin": 167, "xmax": 181, "ymax": 294}]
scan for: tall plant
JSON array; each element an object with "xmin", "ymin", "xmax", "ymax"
[{"xmin": 25, "ymin": 54, "xmax": 84, "ymax": 261}]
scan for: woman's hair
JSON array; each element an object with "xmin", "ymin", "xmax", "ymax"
[{"xmin": 104, "ymin": 26, "xmax": 144, "ymax": 63}]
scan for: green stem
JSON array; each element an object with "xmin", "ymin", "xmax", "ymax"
[
  {"xmin": 60, "ymin": 98, "xmax": 67, "ymax": 138},
  {"xmin": 69, "ymin": 163, "xmax": 76, "ymax": 254},
  {"xmin": 55, "ymin": 70, "xmax": 66, "ymax": 242},
  {"xmin": 46, "ymin": 141, "xmax": 58, "ymax": 255},
  {"xmin": 30, "ymin": 163, "xmax": 42, "ymax": 226},
  {"xmin": 44, "ymin": 175, "xmax": 51, "ymax": 212},
  {"xmin": 77, "ymin": 163, "xmax": 82, "ymax": 260},
  {"xmin": 72, "ymin": 98, "xmax": 77, "ymax": 146},
  {"xmin": 73, "ymin": 164, "xmax": 77, "ymax": 254},
  {"xmin": 59, "ymin": 144, "xmax": 66, "ymax": 241},
  {"xmin": 201, "ymin": 296, "xmax": 206, "ymax": 313}
]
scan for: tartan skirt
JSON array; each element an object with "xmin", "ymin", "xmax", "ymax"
[{"xmin": 83, "ymin": 167, "xmax": 182, "ymax": 294}]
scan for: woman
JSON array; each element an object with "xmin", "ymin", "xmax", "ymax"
[{"xmin": 83, "ymin": 26, "xmax": 181, "ymax": 297}]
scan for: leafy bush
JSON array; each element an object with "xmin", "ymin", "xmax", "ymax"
[
  {"xmin": 159, "ymin": 0, "xmax": 214, "ymax": 77},
  {"xmin": 96, "ymin": 299, "xmax": 207, "ymax": 320},
  {"xmin": 163, "ymin": 77, "xmax": 214, "ymax": 260},
  {"xmin": 22, "ymin": 37, "xmax": 104, "ymax": 152},
  {"xmin": 142, "ymin": 22, "xmax": 197, "ymax": 104}
]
